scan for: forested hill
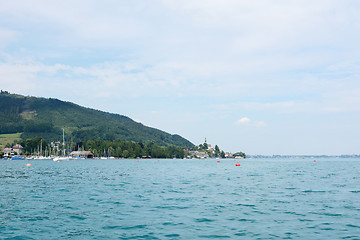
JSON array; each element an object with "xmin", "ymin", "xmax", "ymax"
[{"xmin": 0, "ymin": 91, "xmax": 193, "ymax": 147}]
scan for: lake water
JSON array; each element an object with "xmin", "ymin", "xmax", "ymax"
[{"xmin": 1, "ymin": 158, "xmax": 360, "ymax": 239}]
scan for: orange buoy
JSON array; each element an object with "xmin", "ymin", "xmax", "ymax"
[
  {"xmin": 57, "ymin": 160, "xmax": 60, "ymax": 163},
  {"xmin": 235, "ymin": 163, "xmax": 240, "ymax": 166},
  {"xmin": 26, "ymin": 163, "xmax": 31, "ymax": 167}
]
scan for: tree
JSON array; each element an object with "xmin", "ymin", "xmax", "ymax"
[
  {"xmin": 122, "ymin": 150, "xmax": 129, "ymax": 158},
  {"xmin": 21, "ymin": 137, "xmax": 48, "ymax": 155},
  {"xmin": 115, "ymin": 147, "xmax": 122, "ymax": 157},
  {"xmin": 220, "ymin": 150, "xmax": 225, "ymax": 158},
  {"xmin": 203, "ymin": 142, "xmax": 208, "ymax": 150},
  {"xmin": 233, "ymin": 152, "xmax": 246, "ymax": 158},
  {"xmin": 108, "ymin": 146, "xmax": 115, "ymax": 156},
  {"xmin": 215, "ymin": 145, "xmax": 220, "ymax": 153},
  {"xmin": 214, "ymin": 145, "xmax": 220, "ymax": 157}
]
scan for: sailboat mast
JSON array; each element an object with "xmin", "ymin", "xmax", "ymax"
[{"xmin": 62, "ymin": 128, "xmax": 65, "ymax": 156}]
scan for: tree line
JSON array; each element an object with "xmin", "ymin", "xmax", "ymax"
[{"xmin": 7, "ymin": 137, "xmax": 187, "ymax": 159}]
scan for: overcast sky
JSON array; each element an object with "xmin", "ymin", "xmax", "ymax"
[{"xmin": 1, "ymin": 0, "xmax": 360, "ymax": 155}]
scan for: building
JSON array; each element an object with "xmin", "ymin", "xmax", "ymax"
[
  {"xmin": 1, "ymin": 144, "xmax": 23, "ymax": 157},
  {"xmin": 70, "ymin": 151, "xmax": 94, "ymax": 159},
  {"xmin": 189, "ymin": 151, "xmax": 209, "ymax": 159},
  {"xmin": 1, "ymin": 148, "xmax": 13, "ymax": 157},
  {"xmin": 51, "ymin": 141, "xmax": 61, "ymax": 151},
  {"xmin": 12, "ymin": 144, "xmax": 23, "ymax": 155}
]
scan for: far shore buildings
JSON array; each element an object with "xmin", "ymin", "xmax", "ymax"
[
  {"xmin": 2, "ymin": 148, "xmax": 13, "ymax": 156},
  {"xmin": 189, "ymin": 151, "xmax": 209, "ymax": 159},
  {"xmin": 13, "ymin": 144, "xmax": 23, "ymax": 155},
  {"xmin": 1, "ymin": 144, "xmax": 23, "ymax": 157},
  {"xmin": 70, "ymin": 151, "xmax": 94, "ymax": 159},
  {"xmin": 1, "ymin": 144, "xmax": 95, "ymax": 159}
]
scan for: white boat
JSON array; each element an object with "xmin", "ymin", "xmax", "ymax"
[
  {"xmin": 53, "ymin": 129, "xmax": 72, "ymax": 161},
  {"xmin": 34, "ymin": 156, "xmax": 53, "ymax": 160},
  {"xmin": 53, "ymin": 156, "xmax": 71, "ymax": 161}
]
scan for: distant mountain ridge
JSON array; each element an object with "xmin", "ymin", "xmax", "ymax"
[{"xmin": 0, "ymin": 91, "xmax": 193, "ymax": 147}]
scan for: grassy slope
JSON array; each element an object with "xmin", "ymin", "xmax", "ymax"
[
  {"xmin": 0, "ymin": 133, "xmax": 22, "ymax": 138},
  {"xmin": 0, "ymin": 133, "xmax": 22, "ymax": 149}
]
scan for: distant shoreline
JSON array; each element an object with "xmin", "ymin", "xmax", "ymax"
[{"xmin": 249, "ymin": 155, "xmax": 360, "ymax": 158}]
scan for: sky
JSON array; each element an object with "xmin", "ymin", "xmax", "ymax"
[{"xmin": 1, "ymin": 0, "xmax": 360, "ymax": 155}]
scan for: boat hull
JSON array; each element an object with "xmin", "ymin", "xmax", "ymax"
[{"xmin": 53, "ymin": 157, "xmax": 72, "ymax": 161}]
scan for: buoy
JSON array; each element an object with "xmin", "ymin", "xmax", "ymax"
[
  {"xmin": 26, "ymin": 163, "xmax": 31, "ymax": 167},
  {"xmin": 314, "ymin": 160, "xmax": 316, "ymax": 162},
  {"xmin": 235, "ymin": 163, "xmax": 240, "ymax": 166},
  {"xmin": 137, "ymin": 160, "xmax": 139, "ymax": 162},
  {"xmin": 57, "ymin": 160, "xmax": 60, "ymax": 163},
  {"xmin": 217, "ymin": 160, "xmax": 220, "ymax": 163}
]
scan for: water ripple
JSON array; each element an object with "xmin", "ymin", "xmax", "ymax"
[{"xmin": 1, "ymin": 158, "xmax": 360, "ymax": 239}]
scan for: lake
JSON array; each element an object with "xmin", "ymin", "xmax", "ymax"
[{"xmin": 1, "ymin": 158, "xmax": 360, "ymax": 239}]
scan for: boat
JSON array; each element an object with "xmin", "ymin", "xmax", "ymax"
[
  {"xmin": 53, "ymin": 156, "xmax": 71, "ymax": 161},
  {"xmin": 100, "ymin": 149, "xmax": 108, "ymax": 159},
  {"xmin": 11, "ymin": 156, "xmax": 26, "ymax": 160},
  {"xmin": 53, "ymin": 129, "xmax": 72, "ymax": 161},
  {"xmin": 34, "ymin": 140, "xmax": 53, "ymax": 160},
  {"xmin": 34, "ymin": 156, "xmax": 53, "ymax": 160}
]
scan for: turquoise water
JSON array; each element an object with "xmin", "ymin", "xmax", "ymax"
[{"xmin": 1, "ymin": 158, "xmax": 360, "ymax": 239}]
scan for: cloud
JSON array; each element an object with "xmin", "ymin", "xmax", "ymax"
[
  {"xmin": 236, "ymin": 117, "xmax": 266, "ymax": 127},
  {"xmin": 2, "ymin": 1, "xmax": 360, "ymax": 85},
  {"xmin": 236, "ymin": 117, "xmax": 251, "ymax": 125},
  {"xmin": 3, "ymin": 1, "xmax": 360, "ymax": 60},
  {"xmin": 2, "ymin": 54, "xmax": 360, "ymax": 117}
]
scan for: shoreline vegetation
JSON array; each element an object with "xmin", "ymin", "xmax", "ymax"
[{"xmin": 0, "ymin": 135, "xmax": 246, "ymax": 159}]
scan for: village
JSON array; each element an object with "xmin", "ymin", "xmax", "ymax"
[
  {"xmin": 0, "ymin": 142, "xmax": 94, "ymax": 160},
  {"xmin": 0, "ymin": 139, "xmax": 245, "ymax": 160}
]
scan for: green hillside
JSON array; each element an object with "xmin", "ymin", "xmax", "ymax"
[{"xmin": 0, "ymin": 91, "xmax": 193, "ymax": 147}]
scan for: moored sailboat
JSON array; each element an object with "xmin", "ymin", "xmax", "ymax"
[{"xmin": 53, "ymin": 129, "xmax": 72, "ymax": 161}]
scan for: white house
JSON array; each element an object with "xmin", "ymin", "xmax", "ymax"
[
  {"xmin": 1, "ymin": 148, "xmax": 13, "ymax": 157},
  {"xmin": 12, "ymin": 144, "xmax": 23, "ymax": 155}
]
